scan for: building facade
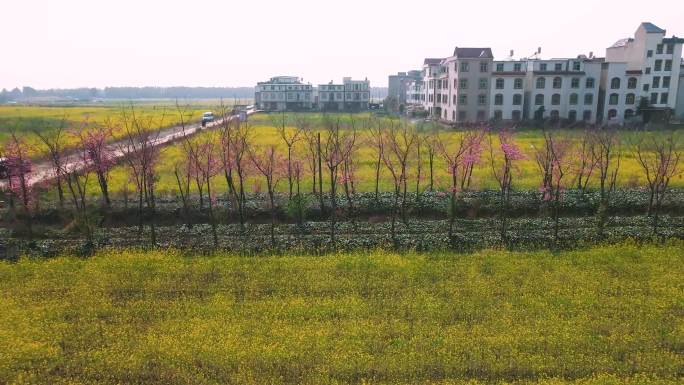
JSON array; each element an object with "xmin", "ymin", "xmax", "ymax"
[
  {"xmin": 256, "ymin": 76, "xmax": 370, "ymax": 112},
  {"xmin": 255, "ymin": 76, "xmax": 314, "ymax": 111},
  {"xmin": 388, "ymin": 70, "xmax": 422, "ymax": 106},
  {"xmin": 418, "ymin": 22, "xmax": 683, "ymax": 124}
]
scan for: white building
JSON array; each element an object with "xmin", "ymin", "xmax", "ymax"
[
  {"xmin": 255, "ymin": 76, "xmax": 314, "ymax": 111},
  {"xmin": 602, "ymin": 22, "xmax": 684, "ymax": 123},
  {"xmin": 418, "ymin": 22, "xmax": 683, "ymax": 125},
  {"xmin": 318, "ymin": 77, "xmax": 370, "ymax": 111},
  {"xmin": 524, "ymin": 57, "xmax": 602, "ymax": 123}
]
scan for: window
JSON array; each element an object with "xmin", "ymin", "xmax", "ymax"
[
  {"xmin": 458, "ymin": 111, "xmax": 467, "ymax": 121},
  {"xmin": 651, "ymin": 93, "xmax": 658, "ymax": 104},
  {"xmin": 586, "ymin": 78, "xmax": 595, "ymax": 88},
  {"xmin": 645, "ymin": 67, "xmax": 651, "ymax": 74},
  {"xmin": 552, "ymin": 94, "xmax": 561, "ymax": 105},
  {"xmin": 479, "ymin": 78, "xmax": 488, "ymax": 89},
  {"xmin": 573, "ymin": 61, "xmax": 581, "ymax": 71},
  {"xmin": 494, "ymin": 110, "xmax": 503, "ymax": 120},
  {"xmin": 495, "ymin": 78, "xmax": 504, "ymax": 89},
  {"xmin": 540, "ymin": 63, "xmax": 548, "ymax": 71},
  {"xmin": 609, "ymin": 93, "xmax": 619, "ymax": 105},
  {"xmin": 661, "ymin": 93, "xmax": 669, "ymax": 104},
  {"xmin": 514, "ymin": 63, "xmax": 522, "ymax": 72},
  {"xmin": 626, "ymin": 93, "xmax": 635, "ymax": 104},
  {"xmin": 665, "ymin": 60, "xmax": 672, "ymax": 71},
  {"xmin": 666, "ymin": 44, "xmax": 674, "ymax": 54},
  {"xmin": 653, "ymin": 76, "xmax": 660, "ymax": 88},
  {"xmin": 494, "ymin": 94, "xmax": 503, "ymax": 105},
  {"xmin": 625, "ymin": 109, "xmax": 634, "ymax": 119},
  {"xmin": 512, "ymin": 110, "xmax": 522, "ymax": 121},
  {"xmin": 647, "ymin": 50, "xmax": 653, "ymax": 58},
  {"xmin": 584, "ymin": 94, "xmax": 594, "ymax": 105},
  {"xmin": 535, "ymin": 94, "xmax": 544, "ymax": 105},
  {"xmin": 610, "ymin": 77, "xmax": 621, "ymax": 89},
  {"xmin": 513, "ymin": 94, "xmax": 522, "ymax": 105},
  {"xmin": 514, "ymin": 78, "xmax": 523, "ymax": 89},
  {"xmin": 452, "ymin": 111, "xmax": 456, "ymax": 120},
  {"xmin": 569, "ymin": 110, "xmax": 577, "ymax": 121},
  {"xmin": 478, "ymin": 94, "xmax": 487, "ymax": 105},
  {"xmin": 655, "ymin": 60, "xmax": 662, "ymax": 71},
  {"xmin": 459, "ymin": 94, "xmax": 467, "ymax": 105},
  {"xmin": 553, "ymin": 77, "xmax": 562, "ymax": 89},
  {"xmin": 459, "ymin": 79, "xmax": 468, "ymax": 89},
  {"xmin": 627, "ymin": 77, "xmax": 637, "ymax": 89},
  {"xmin": 477, "ymin": 110, "xmax": 486, "ymax": 121},
  {"xmin": 643, "ymin": 84, "xmax": 650, "ymax": 91},
  {"xmin": 496, "ymin": 63, "xmax": 504, "ymax": 72},
  {"xmin": 663, "ymin": 76, "xmax": 671, "ymax": 88},
  {"xmin": 536, "ymin": 77, "xmax": 546, "ymax": 89},
  {"xmin": 608, "ymin": 109, "xmax": 617, "ymax": 119},
  {"xmin": 570, "ymin": 93, "xmax": 578, "ymax": 105},
  {"xmin": 555, "ymin": 63, "xmax": 563, "ymax": 71},
  {"xmin": 460, "ymin": 62, "xmax": 470, "ymax": 72},
  {"xmin": 656, "ymin": 44, "xmax": 663, "ymax": 54},
  {"xmin": 550, "ymin": 110, "xmax": 560, "ymax": 119},
  {"xmin": 453, "ymin": 95, "xmax": 457, "ymax": 104},
  {"xmin": 571, "ymin": 78, "xmax": 580, "ymax": 88},
  {"xmin": 480, "ymin": 62, "xmax": 489, "ymax": 72},
  {"xmin": 583, "ymin": 110, "xmax": 592, "ymax": 121}
]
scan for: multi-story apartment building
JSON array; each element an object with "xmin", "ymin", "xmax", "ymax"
[
  {"xmin": 677, "ymin": 63, "xmax": 684, "ymax": 120},
  {"xmin": 602, "ymin": 23, "xmax": 684, "ymax": 123},
  {"xmin": 524, "ymin": 57, "xmax": 602, "ymax": 123},
  {"xmin": 256, "ymin": 76, "xmax": 369, "ymax": 112},
  {"xmin": 419, "ymin": 22, "xmax": 683, "ymax": 124},
  {"xmin": 488, "ymin": 60, "xmax": 528, "ymax": 122},
  {"xmin": 255, "ymin": 76, "xmax": 314, "ymax": 111},
  {"xmin": 388, "ymin": 70, "xmax": 422, "ymax": 105},
  {"xmin": 406, "ymin": 78, "xmax": 424, "ymax": 105},
  {"xmin": 318, "ymin": 77, "xmax": 370, "ymax": 111}
]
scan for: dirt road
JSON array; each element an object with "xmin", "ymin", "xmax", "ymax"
[{"xmin": 0, "ymin": 112, "xmax": 249, "ymax": 189}]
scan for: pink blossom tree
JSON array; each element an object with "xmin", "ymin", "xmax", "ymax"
[
  {"xmin": 33, "ymin": 118, "xmax": 68, "ymax": 208},
  {"xmin": 74, "ymin": 122, "xmax": 115, "ymax": 207},
  {"xmin": 3, "ymin": 132, "xmax": 35, "ymax": 240},
  {"xmin": 489, "ymin": 128, "xmax": 525, "ymax": 244},
  {"xmin": 381, "ymin": 120, "xmax": 415, "ymax": 245}
]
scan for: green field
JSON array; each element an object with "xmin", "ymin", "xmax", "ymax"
[{"xmin": 0, "ymin": 242, "xmax": 682, "ymax": 384}]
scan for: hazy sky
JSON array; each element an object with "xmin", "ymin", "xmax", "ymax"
[{"xmin": 2, "ymin": 0, "xmax": 683, "ymax": 89}]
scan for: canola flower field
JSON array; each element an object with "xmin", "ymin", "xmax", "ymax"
[{"xmin": 1, "ymin": 242, "xmax": 682, "ymax": 384}]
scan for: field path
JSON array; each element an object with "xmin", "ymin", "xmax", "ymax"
[{"xmin": 1, "ymin": 111, "xmax": 253, "ymax": 189}]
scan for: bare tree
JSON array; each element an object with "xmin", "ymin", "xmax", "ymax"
[
  {"xmin": 74, "ymin": 121, "xmax": 115, "ymax": 207},
  {"xmin": 117, "ymin": 106, "xmax": 164, "ymax": 246},
  {"xmin": 534, "ymin": 129, "xmax": 571, "ymax": 242},
  {"xmin": 634, "ymin": 132, "xmax": 681, "ymax": 236},
  {"xmin": 3, "ymin": 131, "xmax": 35, "ymax": 240},
  {"xmin": 367, "ymin": 117, "xmax": 385, "ymax": 201},
  {"xmin": 321, "ymin": 116, "xmax": 356, "ymax": 246},
  {"xmin": 249, "ymin": 145, "xmax": 284, "ymax": 248},
  {"xmin": 382, "ymin": 121, "xmax": 415, "ymax": 245},
  {"xmin": 33, "ymin": 117, "xmax": 68, "ymax": 208},
  {"xmin": 572, "ymin": 129, "xmax": 599, "ymax": 194},
  {"xmin": 273, "ymin": 112, "xmax": 304, "ymax": 199},
  {"xmin": 591, "ymin": 128, "xmax": 621, "ymax": 236}
]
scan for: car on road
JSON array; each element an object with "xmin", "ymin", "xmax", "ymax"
[{"xmin": 201, "ymin": 111, "xmax": 214, "ymax": 127}]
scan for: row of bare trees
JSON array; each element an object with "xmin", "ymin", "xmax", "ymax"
[{"xmin": 1, "ymin": 110, "xmax": 681, "ymax": 249}]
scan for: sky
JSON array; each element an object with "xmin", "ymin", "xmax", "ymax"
[{"xmin": 1, "ymin": 0, "xmax": 683, "ymax": 90}]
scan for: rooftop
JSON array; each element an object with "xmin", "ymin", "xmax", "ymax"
[
  {"xmin": 452, "ymin": 47, "xmax": 493, "ymax": 59},
  {"xmin": 423, "ymin": 58, "xmax": 443, "ymax": 65},
  {"xmin": 641, "ymin": 22, "xmax": 666, "ymax": 34},
  {"xmin": 609, "ymin": 38, "xmax": 634, "ymax": 48}
]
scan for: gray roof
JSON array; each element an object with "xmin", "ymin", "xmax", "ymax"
[
  {"xmin": 453, "ymin": 47, "xmax": 493, "ymax": 59},
  {"xmin": 641, "ymin": 22, "xmax": 666, "ymax": 33},
  {"xmin": 423, "ymin": 58, "xmax": 443, "ymax": 65},
  {"xmin": 610, "ymin": 38, "xmax": 634, "ymax": 48}
]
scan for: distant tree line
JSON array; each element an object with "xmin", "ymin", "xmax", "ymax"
[{"xmin": 0, "ymin": 86, "xmax": 389, "ymax": 102}]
